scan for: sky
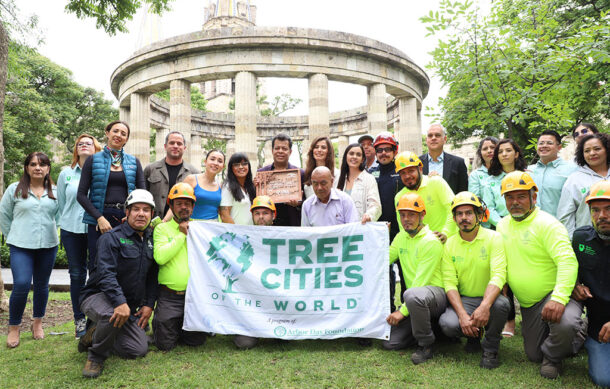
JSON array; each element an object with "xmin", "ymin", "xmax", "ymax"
[{"xmin": 16, "ymin": 0, "xmax": 488, "ymax": 132}]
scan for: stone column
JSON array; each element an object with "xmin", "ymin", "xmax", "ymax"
[
  {"xmin": 336, "ymin": 135, "xmax": 349, "ymax": 164},
  {"xmin": 226, "ymin": 138, "xmax": 236, "ymax": 159},
  {"xmin": 234, "ymin": 71, "xmax": 258, "ymax": 163},
  {"xmin": 170, "ymin": 79, "xmax": 192, "ymax": 163},
  {"xmin": 127, "ymin": 92, "xmax": 151, "ymax": 165},
  {"xmin": 397, "ymin": 96, "xmax": 421, "ymax": 155},
  {"xmin": 367, "ymin": 83, "xmax": 386, "ymax": 136},
  {"xmin": 190, "ymin": 134, "xmax": 202, "ymax": 170},
  {"xmin": 155, "ymin": 128, "xmax": 169, "ymax": 162},
  {"xmin": 262, "ymin": 139, "xmax": 273, "ymax": 168},
  {"xmin": 119, "ymin": 106, "xmax": 130, "ymax": 124},
  {"xmin": 308, "ymin": 73, "xmax": 329, "ymax": 140}
]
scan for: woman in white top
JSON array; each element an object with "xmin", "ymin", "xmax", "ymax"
[
  {"xmin": 336, "ymin": 143, "xmax": 381, "ymax": 223},
  {"xmin": 219, "ymin": 153, "xmax": 256, "ymax": 225},
  {"xmin": 303, "ymin": 136, "xmax": 339, "ymax": 199}
]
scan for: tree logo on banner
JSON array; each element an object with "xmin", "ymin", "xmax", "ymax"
[
  {"xmin": 205, "ymin": 232, "xmax": 254, "ymax": 293},
  {"xmin": 274, "ymin": 326, "xmax": 287, "ymax": 337}
]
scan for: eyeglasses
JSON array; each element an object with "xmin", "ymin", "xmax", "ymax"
[
  {"xmin": 573, "ymin": 128, "xmax": 589, "ymax": 138},
  {"xmin": 376, "ymin": 147, "xmax": 394, "ymax": 154},
  {"xmin": 233, "ymin": 162, "xmax": 249, "ymax": 168},
  {"xmin": 77, "ymin": 142, "xmax": 94, "ymax": 147},
  {"xmin": 537, "ymin": 141, "xmax": 557, "ymax": 146}
]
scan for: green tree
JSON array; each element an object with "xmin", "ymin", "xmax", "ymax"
[
  {"xmin": 229, "ymin": 83, "xmax": 302, "ymax": 116},
  {"xmin": 155, "ymin": 86, "xmax": 208, "ymax": 111},
  {"xmin": 422, "ymin": 0, "xmax": 609, "ymax": 151}
]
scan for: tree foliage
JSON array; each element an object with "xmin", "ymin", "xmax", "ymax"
[
  {"xmin": 155, "ymin": 86, "xmax": 208, "ymax": 111},
  {"xmin": 422, "ymin": 0, "xmax": 609, "ymax": 150}
]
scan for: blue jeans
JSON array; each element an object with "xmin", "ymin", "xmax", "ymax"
[
  {"xmin": 8, "ymin": 245, "xmax": 58, "ymax": 325},
  {"xmin": 61, "ymin": 229, "xmax": 88, "ymax": 321},
  {"xmin": 87, "ymin": 208, "xmax": 125, "ymax": 274},
  {"xmin": 585, "ymin": 336, "xmax": 610, "ymax": 387}
]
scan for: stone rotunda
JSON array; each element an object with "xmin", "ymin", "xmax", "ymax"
[{"xmin": 111, "ymin": 0, "xmax": 430, "ymax": 166}]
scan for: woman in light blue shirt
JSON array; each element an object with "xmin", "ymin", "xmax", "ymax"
[
  {"xmin": 468, "ymin": 136, "xmax": 498, "ymax": 199},
  {"xmin": 0, "ymin": 152, "xmax": 59, "ymax": 348},
  {"xmin": 57, "ymin": 134, "xmax": 101, "ymax": 338}
]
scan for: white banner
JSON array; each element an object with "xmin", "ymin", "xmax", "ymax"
[{"xmin": 183, "ymin": 221, "xmax": 391, "ymax": 340}]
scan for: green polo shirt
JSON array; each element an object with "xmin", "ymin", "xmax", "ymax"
[
  {"xmin": 389, "ymin": 225, "xmax": 444, "ymax": 317},
  {"xmin": 441, "ymin": 227, "xmax": 506, "ymax": 297},
  {"xmin": 394, "ymin": 175, "xmax": 456, "ymax": 237},
  {"xmin": 496, "ymin": 207, "xmax": 577, "ymax": 307},
  {"xmin": 153, "ymin": 218, "xmax": 190, "ymax": 292}
]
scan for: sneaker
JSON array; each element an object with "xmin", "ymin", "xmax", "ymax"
[
  {"xmin": 540, "ymin": 357, "xmax": 561, "ymax": 379},
  {"xmin": 464, "ymin": 337, "xmax": 481, "ymax": 353},
  {"xmin": 75, "ymin": 318, "xmax": 87, "ymax": 339},
  {"xmin": 411, "ymin": 345, "xmax": 433, "ymax": 365},
  {"xmin": 480, "ymin": 351, "xmax": 500, "ymax": 369},
  {"xmin": 78, "ymin": 324, "xmax": 96, "ymax": 353},
  {"xmin": 82, "ymin": 359, "xmax": 104, "ymax": 378}
]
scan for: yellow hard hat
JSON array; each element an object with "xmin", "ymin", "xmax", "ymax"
[
  {"xmin": 396, "ymin": 193, "xmax": 425, "ymax": 213},
  {"xmin": 500, "ymin": 171, "xmax": 538, "ymax": 195},
  {"xmin": 394, "ymin": 151, "xmax": 423, "ymax": 173},
  {"xmin": 585, "ymin": 180, "xmax": 610, "ymax": 204},
  {"xmin": 451, "ymin": 191, "xmax": 490, "ymax": 222},
  {"xmin": 167, "ymin": 183, "xmax": 196, "ymax": 204},
  {"xmin": 250, "ymin": 195, "xmax": 276, "ymax": 217}
]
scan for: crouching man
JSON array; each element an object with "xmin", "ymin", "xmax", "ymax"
[
  {"xmin": 78, "ymin": 190, "xmax": 158, "ymax": 378},
  {"xmin": 438, "ymin": 192, "xmax": 509, "ymax": 369},
  {"xmin": 152, "ymin": 183, "xmax": 207, "ymax": 351}
]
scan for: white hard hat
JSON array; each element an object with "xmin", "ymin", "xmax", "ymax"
[{"xmin": 125, "ymin": 189, "xmax": 155, "ymax": 209}]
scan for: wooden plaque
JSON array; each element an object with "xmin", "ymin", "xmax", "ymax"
[{"xmin": 255, "ymin": 169, "xmax": 302, "ymax": 203}]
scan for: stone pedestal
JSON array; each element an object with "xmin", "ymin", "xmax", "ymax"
[
  {"xmin": 397, "ymin": 96, "xmax": 421, "ymax": 155},
  {"xmin": 234, "ymin": 71, "xmax": 258, "ymax": 163},
  {"xmin": 127, "ymin": 92, "xmax": 151, "ymax": 165},
  {"xmin": 170, "ymin": 79, "xmax": 192, "ymax": 163},
  {"xmin": 367, "ymin": 83, "xmax": 386, "ymax": 136},
  {"xmin": 308, "ymin": 73, "xmax": 329, "ymax": 140}
]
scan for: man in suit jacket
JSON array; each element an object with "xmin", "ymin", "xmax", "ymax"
[{"xmin": 420, "ymin": 124, "xmax": 468, "ymax": 194}]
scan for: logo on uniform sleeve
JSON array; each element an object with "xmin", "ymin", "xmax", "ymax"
[
  {"xmin": 578, "ymin": 244, "xmax": 597, "ymax": 256},
  {"xmin": 119, "ymin": 238, "xmax": 134, "ymax": 245}
]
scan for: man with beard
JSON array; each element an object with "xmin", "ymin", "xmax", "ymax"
[
  {"xmin": 393, "ymin": 151, "xmax": 456, "ymax": 243},
  {"xmin": 497, "ymin": 171, "xmax": 586, "ymax": 379},
  {"xmin": 152, "ymin": 183, "xmax": 208, "ymax": 351},
  {"xmin": 438, "ymin": 192, "xmax": 509, "ymax": 369},
  {"xmin": 571, "ymin": 180, "xmax": 610, "ymax": 387},
  {"xmin": 358, "ymin": 134, "xmax": 378, "ymax": 172},
  {"xmin": 382, "ymin": 193, "xmax": 447, "ymax": 365}
]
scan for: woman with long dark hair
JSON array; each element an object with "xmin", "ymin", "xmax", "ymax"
[
  {"xmin": 0, "ymin": 152, "xmax": 59, "ymax": 348},
  {"xmin": 468, "ymin": 136, "xmax": 499, "ymax": 199},
  {"xmin": 220, "ymin": 153, "xmax": 256, "ymax": 225},
  {"xmin": 303, "ymin": 136, "xmax": 338, "ymax": 199},
  {"xmin": 558, "ymin": 133, "xmax": 610, "ymax": 237},
  {"xmin": 77, "ymin": 121, "xmax": 146, "ymax": 271},
  {"xmin": 336, "ymin": 143, "xmax": 381, "ymax": 223},
  {"xmin": 57, "ymin": 134, "xmax": 102, "ymax": 338}
]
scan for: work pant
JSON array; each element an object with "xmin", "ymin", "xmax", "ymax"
[
  {"xmin": 520, "ymin": 293, "xmax": 586, "ymax": 364},
  {"xmin": 81, "ymin": 292, "xmax": 148, "ymax": 363},
  {"xmin": 152, "ymin": 287, "xmax": 207, "ymax": 351},
  {"xmin": 87, "ymin": 208, "xmax": 125, "ymax": 274},
  {"xmin": 585, "ymin": 336, "xmax": 610, "ymax": 388},
  {"xmin": 61, "ymin": 229, "xmax": 88, "ymax": 322},
  {"xmin": 383, "ymin": 286, "xmax": 447, "ymax": 350},
  {"xmin": 439, "ymin": 295, "xmax": 510, "ymax": 354},
  {"xmin": 8, "ymin": 245, "xmax": 57, "ymax": 325},
  {"xmin": 233, "ymin": 335, "xmax": 259, "ymax": 349}
]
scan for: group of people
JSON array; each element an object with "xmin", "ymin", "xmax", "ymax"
[{"xmin": 0, "ymin": 120, "xmax": 608, "ymax": 386}]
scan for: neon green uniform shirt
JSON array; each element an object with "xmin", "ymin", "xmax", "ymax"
[
  {"xmin": 153, "ymin": 218, "xmax": 190, "ymax": 292},
  {"xmin": 394, "ymin": 175, "xmax": 457, "ymax": 237},
  {"xmin": 389, "ymin": 225, "xmax": 444, "ymax": 317},
  {"xmin": 441, "ymin": 227, "xmax": 506, "ymax": 297},
  {"xmin": 496, "ymin": 207, "xmax": 577, "ymax": 307}
]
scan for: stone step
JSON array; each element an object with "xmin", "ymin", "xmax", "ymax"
[{"xmin": 1, "ymin": 268, "xmax": 70, "ymax": 292}]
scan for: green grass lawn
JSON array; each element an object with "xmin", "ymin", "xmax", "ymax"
[{"xmin": 0, "ymin": 292, "xmax": 597, "ymax": 388}]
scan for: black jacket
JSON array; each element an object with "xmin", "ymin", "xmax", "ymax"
[
  {"xmin": 80, "ymin": 222, "xmax": 158, "ymax": 312},
  {"xmin": 420, "ymin": 151, "xmax": 468, "ymax": 194},
  {"xmin": 370, "ymin": 161, "xmax": 404, "ymax": 241}
]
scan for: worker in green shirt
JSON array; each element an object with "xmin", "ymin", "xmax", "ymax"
[
  {"xmin": 382, "ymin": 193, "xmax": 447, "ymax": 365},
  {"xmin": 393, "ymin": 152, "xmax": 456, "ymax": 243},
  {"xmin": 438, "ymin": 191, "xmax": 510, "ymax": 369},
  {"xmin": 152, "ymin": 183, "xmax": 207, "ymax": 351},
  {"xmin": 497, "ymin": 171, "xmax": 586, "ymax": 379}
]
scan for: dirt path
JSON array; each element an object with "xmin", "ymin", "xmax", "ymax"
[{"xmin": 0, "ymin": 298, "xmax": 73, "ymax": 335}]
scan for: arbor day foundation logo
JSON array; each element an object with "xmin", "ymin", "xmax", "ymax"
[
  {"xmin": 205, "ymin": 232, "xmax": 254, "ymax": 293},
  {"xmin": 274, "ymin": 326, "xmax": 287, "ymax": 337}
]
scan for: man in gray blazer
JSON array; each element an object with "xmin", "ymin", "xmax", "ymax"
[{"xmin": 420, "ymin": 124, "xmax": 468, "ymax": 194}]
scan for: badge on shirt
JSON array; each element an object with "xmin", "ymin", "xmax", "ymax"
[
  {"xmin": 578, "ymin": 244, "xmax": 597, "ymax": 256},
  {"xmin": 119, "ymin": 238, "xmax": 134, "ymax": 245}
]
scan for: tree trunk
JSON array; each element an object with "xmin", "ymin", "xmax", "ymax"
[{"xmin": 0, "ymin": 21, "xmax": 7, "ymax": 197}]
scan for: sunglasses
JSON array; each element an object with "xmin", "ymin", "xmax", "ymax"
[
  {"xmin": 233, "ymin": 162, "xmax": 249, "ymax": 168},
  {"xmin": 376, "ymin": 146, "xmax": 394, "ymax": 154},
  {"xmin": 573, "ymin": 128, "xmax": 590, "ymax": 138}
]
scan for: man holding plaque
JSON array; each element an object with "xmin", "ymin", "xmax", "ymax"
[{"xmin": 257, "ymin": 133, "xmax": 305, "ymax": 227}]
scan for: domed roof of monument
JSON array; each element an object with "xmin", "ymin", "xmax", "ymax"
[{"xmin": 203, "ymin": 0, "xmax": 257, "ymax": 30}]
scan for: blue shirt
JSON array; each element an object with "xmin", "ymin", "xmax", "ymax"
[
  {"xmin": 528, "ymin": 158, "xmax": 577, "ymax": 218},
  {"xmin": 468, "ymin": 165, "xmax": 491, "ymax": 199},
  {"xmin": 301, "ymin": 188, "xmax": 359, "ymax": 227},
  {"xmin": 427, "ymin": 152, "xmax": 444, "ymax": 178},
  {"xmin": 57, "ymin": 164, "xmax": 88, "ymax": 234},
  {"xmin": 192, "ymin": 176, "xmax": 221, "ymax": 220},
  {"xmin": 0, "ymin": 182, "xmax": 59, "ymax": 249},
  {"xmin": 482, "ymin": 172, "xmax": 507, "ymax": 227}
]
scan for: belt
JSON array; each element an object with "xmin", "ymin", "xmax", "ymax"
[
  {"xmin": 104, "ymin": 203, "xmax": 124, "ymax": 209},
  {"xmin": 160, "ymin": 284, "xmax": 186, "ymax": 295}
]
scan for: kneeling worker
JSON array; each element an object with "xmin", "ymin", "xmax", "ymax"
[
  {"xmin": 438, "ymin": 192, "xmax": 509, "ymax": 369},
  {"xmin": 78, "ymin": 190, "xmax": 158, "ymax": 378},
  {"xmin": 383, "ymin": 193, "xmax": 447, "ymax": 365},
  {"xmin": 152, "ymin": 183, "xmax": 207, "ymax": 351}
]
